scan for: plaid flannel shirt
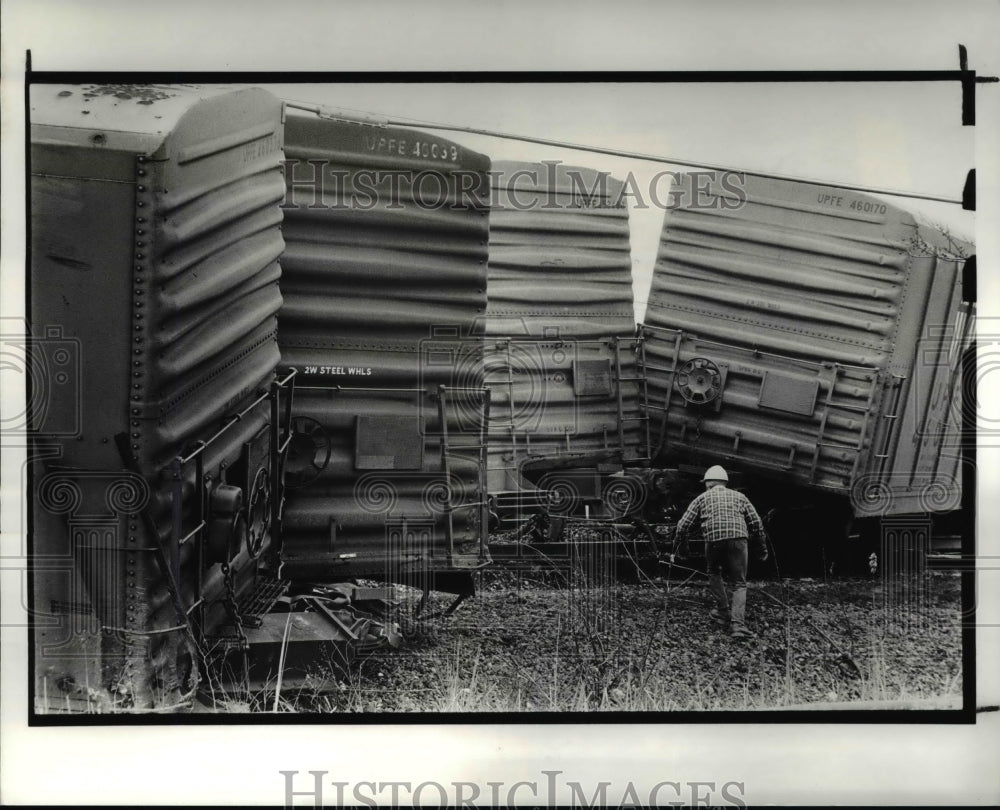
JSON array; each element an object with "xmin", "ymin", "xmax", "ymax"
[{"xmin": 675, "ymin": 485, "xmax": 767, "ymax": 548}]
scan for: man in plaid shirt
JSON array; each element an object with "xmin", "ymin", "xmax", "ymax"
[{"xmin": 674, "ymin": 465, "xmax": 768, "ymax": 639}]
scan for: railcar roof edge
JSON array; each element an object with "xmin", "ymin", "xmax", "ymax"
[{"xmin": 29, "ymin": 84, "xmax": 276, "ymax": 154}]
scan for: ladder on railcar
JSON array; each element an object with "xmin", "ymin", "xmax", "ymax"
[
  {"xmin": 612, "ymin": 333, "xmax": 652, "ymax": 463},
  {"xmin": 436, "ymin": 383, "xmax": 492, "ymax": 565}
]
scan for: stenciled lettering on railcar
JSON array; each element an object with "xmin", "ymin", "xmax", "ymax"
[
  {"xmin": 816, "ymin": 192, "xmax": 887, "ymax": 215},
  {"xmin": 568, "ymin": 193, "xmax": 628, "ymax": 209},
  {"xmin": 745, "ymin": 298, "xmax": 782, "ymax": 311},
  {"xmin": 241, "ymin": 132, "xmax": 281, "ymax": 164},
  {"xmin": 364, "ymin": 134, "xmax": 460, "ymax": 162},
  {"xmin": 224, "ymin": 384, "xmax": 253, "ymax": 411},
  {"xmin": 300, "ymin": 365, "xmax": 373, "ymax": 376},
  {"xmin": 848, "ymin": 199, "xmax": 887, "ymax": 214}
]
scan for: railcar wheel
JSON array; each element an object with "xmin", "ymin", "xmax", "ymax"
[
  {"xmin": 601, "ymin": 476, "xmax": 646, "ymax": 518},
  {"xmin": 544, "ymin": 479, "xmax": 580, "ymax": 515}
]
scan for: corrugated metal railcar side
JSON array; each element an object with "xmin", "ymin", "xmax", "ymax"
[
  {"xmin": 641, "ymin": 172, "xmax": 972, "ymax": 517},
  {"xmin": 278, "ymin": 112, "xmax": 491, "ymax": 590},
  {"xmin": 30, "ymin": 84, "xmax": 289, "ymax": 711},
  {"xmin": 485, "ymin": 161, "xmax": 648, "ymax": 505}
]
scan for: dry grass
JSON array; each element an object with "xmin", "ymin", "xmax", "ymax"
[
  {"xmin": 295, "ymin": 572, "xmax": 962, "ymax": 714},
  {"xmin": 37, "ymin": 571, "xmax": 963, "ymax": 715}
]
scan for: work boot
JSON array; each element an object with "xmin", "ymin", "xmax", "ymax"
[
  {"xmin": 730, "ymin": 625, "xmax": 755, "ymax": 641},
  {"xmin": 709, "ymin": 608, "xmax": 730, "ymax": 626}
]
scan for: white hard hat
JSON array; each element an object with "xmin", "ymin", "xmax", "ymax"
[{"xmin": 702, "ymin": 465, "xmax": 729, "ymax": 483}]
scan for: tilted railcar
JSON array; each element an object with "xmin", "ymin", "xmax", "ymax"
[
  {"xmin": 640, "ymin": 172, "xmax": 973, "ymax": 559},
  {"xmin": 29, "ymin": 84, "xmax": 294, "ymax": 711},
  {"xmin": 277, "ymin": 109, "xmax": 492, "ymax": 597},
  {"xmin": 484, "ymin": 161, "xmax": 649, "ymax": 527}
]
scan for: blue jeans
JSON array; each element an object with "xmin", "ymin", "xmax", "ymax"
[{"xmin": 706, "ymin": 538, "xmax": 748, "ymax": 629}]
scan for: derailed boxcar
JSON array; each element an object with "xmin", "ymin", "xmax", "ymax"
[
  {"xmin": 484, "ymin": 161, "xmax": 649, "ymax": 525},
  {"xmin": 29, "ymin": 84, "xmax": 292, "ymax": 711},
  {"xmin": 641, "ymin": 172, "xmax": 973, "ymax": 522},
  {"xmin": 277, "ymin": 110, "xmax": 491, "ymax": 595}
]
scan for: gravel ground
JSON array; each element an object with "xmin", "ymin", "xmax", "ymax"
[{"xmin": 304, "ymin": 560, "xmax": 964, "ymax": 713}]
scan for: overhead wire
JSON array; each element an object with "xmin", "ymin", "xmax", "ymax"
[{"xmin": 281, "ymin": 98, "xmax": 966, "ymax": 206}]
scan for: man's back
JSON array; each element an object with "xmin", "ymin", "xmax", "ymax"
[{"xmin": 677, "ymin": 485, "xmax": 765, "ymax": 544}]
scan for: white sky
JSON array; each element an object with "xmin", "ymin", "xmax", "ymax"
[{"xmin": 2, "ymin": 1, "xmax": 999, "ymax": 806}]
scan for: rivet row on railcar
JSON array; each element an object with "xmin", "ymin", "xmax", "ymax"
[
  {"xmin": 276, "ymin": 109, "xmax": 492, "ymax": 606},
  {"xmin": 482, "ymin": 161, "xmax": 650, "ymax": 557},
  {"xmin": 639, "ymin": 172, "xmax": 973, "ymax": 572},
  {"xmin": 27, "ymin": 85, "xmax": 394, "ymax": 714}
]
